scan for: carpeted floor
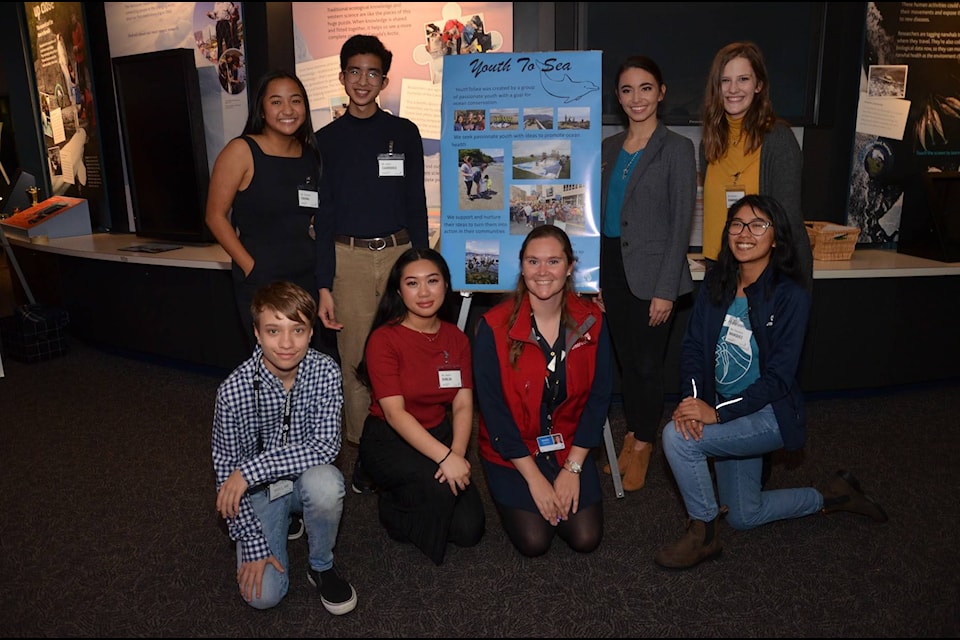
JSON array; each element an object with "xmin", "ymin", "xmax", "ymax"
[{"xmin": 0, "ymin": 337, "xmax": 957, "ymax": 638}]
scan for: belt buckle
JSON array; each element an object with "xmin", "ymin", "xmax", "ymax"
[{"xmin": 367, "ymin": 237, "xmax": 387, "ymax": 251}]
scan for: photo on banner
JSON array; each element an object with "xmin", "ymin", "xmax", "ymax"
[{"xmin": 440, "ymin": 51, "xmax": 602, "ymax": 292}]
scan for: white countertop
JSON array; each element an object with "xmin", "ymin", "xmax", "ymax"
[
  {"xmin": 688, "ymin": 249, "xmax": 960, "ymax": 279},
  {"xmin": 9, "ymin": 233, "xmax": 960, "ymax": 278},
  {"xmin": 7, "ymin": 232, "xmax": 231, "ymax": 270}
]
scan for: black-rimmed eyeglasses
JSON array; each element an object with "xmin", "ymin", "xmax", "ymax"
[{"xmin": 728, "ymin": 219, "xmax": 773, "ymax": 236}]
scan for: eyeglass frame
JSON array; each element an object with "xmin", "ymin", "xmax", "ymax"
[
  {"xmin": 727, "ymin": 218, "xmax": 774, "ymax": 237},
  {"xmin": 343, "ymin": 66, "xmax": 385, "ymax": 84}
]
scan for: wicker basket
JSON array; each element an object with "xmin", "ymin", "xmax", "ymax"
[{"xmin": 805, "ymin": 221, "xmax": 861, "ymax": 261}]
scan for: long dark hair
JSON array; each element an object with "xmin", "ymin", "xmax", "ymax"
[
  {"xmin": 507, "ymin": 225, "xmax": 577, "ymax": 367},
  {"xmin": 356, "ymin": 248, "xmax": 453, "ymax": 387},
  {"xmin": 243, "ymin": 70, "xmax": 322, "ymax": 171},
  {"xmin": 707, "ymin": 194, "xmax": 808, "ymax": 304}
]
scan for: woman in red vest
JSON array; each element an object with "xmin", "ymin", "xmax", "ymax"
[{"xmin": 474, "ymin": 226, "xmax": 613, "ymax": 557}]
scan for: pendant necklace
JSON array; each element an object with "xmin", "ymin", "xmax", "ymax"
[
  {"xmin": 419, "ymin": 329, "xmax": 439, "ymax": 343},
  {"xmin": 622, "ymin": 149, "xmax": 641, "ymax": 179},
  {"xmin": 408, "ymin": 323, "xmax": 440, "ymax": 342}
]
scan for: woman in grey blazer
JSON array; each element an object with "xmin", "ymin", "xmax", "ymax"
[{"xmin": 599, "ymin": 56, "xmax": 697, "ymax": 492}]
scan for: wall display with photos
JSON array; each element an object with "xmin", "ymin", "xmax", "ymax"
[
  {"xmin": 440, "ymin": 51, "xmax": 601, "ymax": 292},
  {"xmin": 846, "ymin": 2, "xmax": 960, "ymax": 245},
  {"xmin": 22, "ymin": 1, "xmax": 109, "ymax": 230},
  {"xmin": 103, "ymin": 2, "xmax": 249, "ymax": 176}
]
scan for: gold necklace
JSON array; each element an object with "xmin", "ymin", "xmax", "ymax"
[
  {"xmin": 419, "ymin": 329, "xmax": 440, "ymax": 343},
  {"xmin": 405, "ymin": 321, "xmax": 440, "ymax": 342}
]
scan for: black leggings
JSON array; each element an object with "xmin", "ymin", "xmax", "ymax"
[{"xmin": 495, "ymin": 501, "xmax": 603, "ymax": 557}]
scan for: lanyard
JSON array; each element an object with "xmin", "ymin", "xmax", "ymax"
[
  {"xmin": 254, "ymin": 361, "xmax": 293, "ymax": 448},
  {"xmin": 531, "ymin": 313, "xmax": 565, "ymax": 433}
]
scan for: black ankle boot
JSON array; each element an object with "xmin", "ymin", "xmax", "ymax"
[{"xmin": 822, "ymin": 470, "xmax": 888, "ymax": 523}]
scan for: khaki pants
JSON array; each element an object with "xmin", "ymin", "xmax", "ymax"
[{"xmin": 333, "ymin": 241, "xmax": 410, "ymax": 444}]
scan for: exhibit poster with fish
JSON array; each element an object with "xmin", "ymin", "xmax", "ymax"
[{"xmin": 440, "ymin": 51, "xmax": 601, "ymax": 292}]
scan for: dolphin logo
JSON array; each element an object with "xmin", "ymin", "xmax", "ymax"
[{"xmin": 538, "ymin": 63, "xmax": 599, "ymax": 103}]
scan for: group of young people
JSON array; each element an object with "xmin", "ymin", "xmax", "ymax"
[
  {"xmin": 598, "ymin": 43, "xmax": 884, "ymax": 571},
  {"xmin": 205, "ymin": 34, "xmax": 887, "ymax": 616}
]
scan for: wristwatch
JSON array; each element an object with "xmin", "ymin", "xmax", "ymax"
[{"xmin": 563, "ymin": 459, "xmax": 583, "ymax": 474}]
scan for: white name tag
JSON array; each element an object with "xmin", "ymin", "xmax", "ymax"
[
  {"xmin": 723, "ymin": 315, "xmax": 752, "ymax": 350},
  {"xmin": 438, "ymin": 369, "xmax": 462, "ymax": 388},
  {"xmin": 378, "ymin": 154, "xmax": 405, "ymax": 177},
  {"xmin": 268, "ymin": 479, "xmax": 293, "ymax": 501},
  {"xmin": 298, "ymin": 189, "xmax": 319, "ymax": 208},
  {"xmin": 725, "ymin": 188, "xmax": 746, "ymax": 208},
  {"xmin": 537, "ymin": 433, "xmax": 565, "ymax": 453}
]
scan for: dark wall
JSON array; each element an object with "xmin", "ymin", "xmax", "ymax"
[
  {"xmin": 0, "ymin": 2, "xmax": 866, "ymax": 229},
  {"xmin": 801, "ymin": 2, "xmax": 867, "ymax": 226}
]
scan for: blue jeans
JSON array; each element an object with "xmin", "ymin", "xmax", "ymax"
[
  {"xmin": 661, "ymin": 404, "xmax": 822, "ymax": 530},
  {"xmin": 239, "ymin": 464, "xmax": 346, "ymax": 609}
]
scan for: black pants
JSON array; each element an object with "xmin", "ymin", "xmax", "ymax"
[
  {"xmin": 601, "ymin": 237, "xmax": 675, "ymax": 443},
  {"xmin": 359, "ymin": 415, "xmax": 485, "ymax": 565}
]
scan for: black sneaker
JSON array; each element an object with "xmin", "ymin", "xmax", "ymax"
[
  {"xmin": 307, "ymin": 565, "xmax": 357, "ymax": 615},
  {"xmin": 287, "ymin": 515, "xmax": 304, "ymax": 541},
  {"xmin": 351, "ymin": 458, "xmax": 377, "ymax": 495}
]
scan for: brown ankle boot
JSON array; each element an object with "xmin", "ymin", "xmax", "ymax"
[
  {"xmin": 654, "ymin": 518, "xmax": 722, "ymax": 570},
  {"xmin": 603, "ymin": 432, "xmax": 636, "ymax": 475},
  {"xmin": 822, "ymin": 470, "xmax": 888, "ymax": 523},
  {"xmin": 621, "ymin": 444, "xmax": 651, "ymax": 491}
]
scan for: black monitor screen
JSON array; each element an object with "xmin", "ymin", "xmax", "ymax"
[{"xmin": 113, "ymin": 49, "xmax": 211, "ymax": 243}]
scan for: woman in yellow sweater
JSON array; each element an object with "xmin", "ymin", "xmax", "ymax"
[{"xmin": 699, "ymin": 42, "xmax": 812, "ymax": 282}]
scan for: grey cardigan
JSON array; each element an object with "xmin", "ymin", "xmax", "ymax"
[
  {"xmin": 698, "ymin": 121, "xmax": 814, "ymax": 283},
  {"xmin": 600, "ymin": 121, "xmax": 697, "ymax": 301}
]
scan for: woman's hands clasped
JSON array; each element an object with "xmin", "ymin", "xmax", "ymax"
[
  {"xmin": 671, "ymin": 397, "xmax": 719, "ymax": 441},
  {"xmin": 436, "ymin": 450, "xmax": 472, "ymax": 496}
]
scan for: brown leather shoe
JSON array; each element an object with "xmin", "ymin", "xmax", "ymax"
[
  {"xmin": 822, "ymin": 470, "xmax": 888, "ymax": 523},
  {"xmin": 603, "ymin": 432, "xmax": 636, "ymax": 475},
  {"xmin": 654, "ymin": 518, "xmax": 722, "ymax": 570},
  {"xmin": 621, "ymin": 444, "xmax": 652, "ymax": 491}
]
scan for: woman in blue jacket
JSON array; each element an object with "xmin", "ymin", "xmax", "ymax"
[{"xmin": 655, "ymin": 195, "xmax": 887, "ymax": 570}]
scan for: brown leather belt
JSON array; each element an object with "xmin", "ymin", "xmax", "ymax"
[{"xmin": 334, "ymin": 228, "xmax": 410, "ymax": 251}]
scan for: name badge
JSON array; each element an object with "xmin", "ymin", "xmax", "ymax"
[
  {"xmin": 299, "ymin": 187, "xmax": 319, "ymax": 208},
  {"xmin": 725, "ymin": 188, "xmax": 746, "ymax": 208},
  {"xmin": 268, "ymin": 479, "xmax": 293, "ymax": 501},
  {"xmin": 438, "ymin": 369, "xmax": 462, "ymax": 388},
  {"xmin": 723, "ymin": 315, "xmax": 752, "ymax": 350},
  {"xmin": 378, "ymin": 153, "xmax": 405, "ymax": 177},
  {"xmin": 537, "ymin": 433, "xmax": 565, "ymax": 453}
]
